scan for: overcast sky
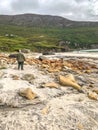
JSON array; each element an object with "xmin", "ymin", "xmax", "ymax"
[{"xmin": 0, "ymin": 0, "xmax": 98, "ymax": 21}]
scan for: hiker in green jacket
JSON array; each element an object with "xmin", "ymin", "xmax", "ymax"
[{"xmin": 17, "ymin": 50, "xmax": 25, "ymax": 70}]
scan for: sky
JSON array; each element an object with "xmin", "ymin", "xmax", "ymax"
[{"xmin": 0, "ymin": 0, "xmax": 98, "ymax": 21}]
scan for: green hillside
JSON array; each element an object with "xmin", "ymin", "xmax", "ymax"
[{"xmin": 0, "ymin": 24, "xmax": 98, "ymax": 52}]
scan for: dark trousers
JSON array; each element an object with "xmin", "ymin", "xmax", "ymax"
[{"xmin": 18, "ymin": 62, "xmax": 24, "ymax": 70}]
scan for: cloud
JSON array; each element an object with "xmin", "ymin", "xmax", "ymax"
[
  {"xmin": 39, "ymin": 0, "xmax": 91, "ymax": 21},
  {"xmin": 11, "ymin": 0, "xmax": 40, "ymax": 14},
  {"xmin": 0, "ymin": 0, "xmax": 12, "ymax": 14},
  {"xmin": 89, "ymin": 0, "xmax": 98, "ymax": 16},
  {"xmin": 0, "ymin": 0, "xmax": 98, "ymax": 21}
]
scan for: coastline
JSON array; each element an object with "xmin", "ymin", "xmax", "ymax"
[{"xmin": 37, "ymin": 52, "xmax": 98, "ymax": 59}]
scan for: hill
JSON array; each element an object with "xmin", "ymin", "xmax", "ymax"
[
  {"xmin": 0, "ymin": 13, "xmax": 98, "ymax": 28},
  {"xmin": 0, "ymin": 14, "xmax": 98, "ymax": 52}
]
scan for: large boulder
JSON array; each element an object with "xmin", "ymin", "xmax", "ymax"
[
  {"xmin": 58, "ymin": 74, "xmax": 81, "ymax": 91},
  {"xmin": 19, "ymin": 88, "xmax": 37, "ymax": 100},
  {"xmin": 38, "ymin": 56, "xmax": 47, "ymax": 61},
  {"xmin": 9, "ymin": 54, "xmax": 18, "ymax": 58}
]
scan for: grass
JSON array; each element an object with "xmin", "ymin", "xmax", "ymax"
[{"xmin": 0, "ymin": 24, "xmax": 98, "ymax": 52}]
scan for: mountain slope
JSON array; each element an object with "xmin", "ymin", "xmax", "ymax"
[
  {"xmin": 0, "ymin": 14, "xmax": 98, "ymax": 52},
  {"xmin": 0, "ymin": 13, "xmax": 98, "ymax": 27}
]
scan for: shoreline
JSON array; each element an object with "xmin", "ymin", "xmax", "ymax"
[{"xmin": 38, "ymin": 52, "xmax": 98, "ymax": 59}]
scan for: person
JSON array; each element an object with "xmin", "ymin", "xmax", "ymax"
[{"xmin": 16, "ymin": 50, "xmax": 25, "ymax": 70}]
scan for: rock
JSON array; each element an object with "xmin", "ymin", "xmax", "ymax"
[
  {"xmin": 0, "ymin": 71, "xmax": 5, "ymax": 78},
  {"xmin": 77, "ymin": 122, "xmax": 84, "ymax": 130},
  {"xmin": 42, "ymin": 52, "xmax": 55, "ymax": 55},
  {"xmin": 89, "ymin": 84, "xmax": 94, "ymax": 88},
  {"xmin": 44, "ymin": 82, "xmax": 58, "ymax": 88},
  {"xmin": 8, "ymin": 54, "xmax": 18, "ymax": 58},
  {"xmin": 84, "ymin": 69, "xmax": 92, "ymax": 73},
  {"xmin": 77, "ymin": 76, "xmax": 87, "ymax": 83},
  {"xmin": 21, "ymin": 49, "xmax": 30, "ymax": 53},
  {"xmin": 22, "ymin": 74, "xmax": 35, "ymax": 83},
  {"xmin": 58, "ymin": 74, "xmax": 82, "ymax": 91},
  {"xmin": 41, "ymin": 64, "xmax": 49, "ymax": 68},
  {"xmin": 0, "ymin": 65, "xmax": 7, "ymax": 69},
  {"xmin": 48, "ymin": 68, "xmax": 60, "ymax": 73},
  {"xmin": 11, "ymin": 75, "xmax": 19, "ymax": 80},
  {"xmin": 65, "ymin": 74, "xmax": 76, "ymax": 82},
  {"xmin": 19, "ymin": 88, "xmax": 37, "ymax": 100},
  {"xmin": 93, "ymin": 89, "xmax": 98, "ymax": 94},
  {"xmin": 88, "ymin": 91, "xmax": 98, "ymax": 100},
  {"xmin": 41, "ymin": 106, "xmax": 49, "ymax": 115},
  {"xmin": 38, "ymin": 56, "xmax": 47, "ymax": 61}
]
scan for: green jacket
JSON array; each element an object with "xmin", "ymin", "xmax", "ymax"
[{"xmin": 17, "ymin": 53, "xmax": 25, "ymax": 62}]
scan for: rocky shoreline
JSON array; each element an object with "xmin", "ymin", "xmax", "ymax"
[{"xmin": 0, "ymin": 52, "xmax": 98, "ymax": 130}]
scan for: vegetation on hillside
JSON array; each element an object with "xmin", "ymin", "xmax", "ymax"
[{"xmin": 0, "ymin": 24, "xmax": 98, "ymax": 52}]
